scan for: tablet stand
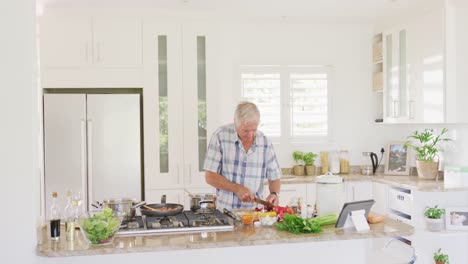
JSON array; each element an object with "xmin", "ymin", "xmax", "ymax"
[{"xmin": 342, "ymin": 209, "xmax": 370, "ymax": 232}]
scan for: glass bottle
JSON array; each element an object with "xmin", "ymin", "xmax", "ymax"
[
  {"xmin": 320, "ymin": 151, "xmax": 329, "ymax": 174},
  {"xmin": 50, "ymin": 192, "xmax": 60, "ymax": 241},
  {"xmin": 329, "ymin": 151, "xmax": 340, "ymax": 174},
  {"xmin": 340, "ymin": 150, "xmax": 350, "ymax": 174},
  {"xmin": 64, "ymin": 191, "xmax": 75, "ymax": 241},
  {"xmin": 71, "ymin": 191, "xmax": 83, "ymax": 226}
]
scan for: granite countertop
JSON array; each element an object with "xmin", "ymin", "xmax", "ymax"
[
  {"xmin": 279, "ymin": 174, "xmax": 468, "ymax": 192},
  {"xmin": 36, "ymin": 217, "xmax": 413, "ymax": 257}
]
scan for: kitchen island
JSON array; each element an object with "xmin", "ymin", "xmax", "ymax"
[{"xmin": 37, "ymin": 218, "xmax": 413, "ymax": 259}]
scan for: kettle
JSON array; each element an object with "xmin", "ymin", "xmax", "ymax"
[{"xmin": 362, "ymin": 152, "xmax": 379, "ymax": 175}]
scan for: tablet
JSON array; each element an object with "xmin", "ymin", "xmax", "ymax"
[{"xmin": 335, "ymin": 199, "xmax": 375, "ymax": 228}]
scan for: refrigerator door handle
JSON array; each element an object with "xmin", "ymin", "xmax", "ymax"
[
  {"xmin": 80, "ymin": 119, "xmax": 87, "ymax": 210},
  {"xmin": 87, "ymin": 119, "xmax": 94, "ymax": 208}
]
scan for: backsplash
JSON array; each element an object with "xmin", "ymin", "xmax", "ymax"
[{"xmin": 282, "ymin": 166, "xmax": 424, "ymax": 177}]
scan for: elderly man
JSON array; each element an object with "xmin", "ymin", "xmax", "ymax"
[{"xmin": 203, "ymin": 102, "xmax": 281, "ymax": 209}]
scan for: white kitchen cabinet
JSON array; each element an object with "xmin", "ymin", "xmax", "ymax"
[
  {"xmin": 346, "ymin": 181, "xmax": 373, "ymax": 202},
  {"xmin": 262, "ymin": 183, "xmax": 314, "ymax": 207},
  {"xmin": 378, "ymin": 4, "xmax": 454, "ymax": 124},
  {"xmin": 372, "ymin": 182, "xmax": 387, "ymax": 214},
  {"xmin": 40, "ymin": 16, "xmax": 142, "ymax": 68},
  {"xmin": 445, "ymin": 0, "xmax": 468, "ymax": 123},
  {"xmin": 143, "ymin": 22, "xmax": 219, "ymax": 191},
  {"xmin": 279, "ymin": 184, "xmax": 308, "ymax": 207},
  {"xmin": 382, "ymin": 29, "xmax": 410, "ymax": 123}
]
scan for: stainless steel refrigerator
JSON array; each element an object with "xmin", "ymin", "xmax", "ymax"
[{"xmin": 43, "ymin": 93, "xmax": 142, "ymax": 218}]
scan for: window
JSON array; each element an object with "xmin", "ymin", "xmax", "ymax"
[{"xmin": 241, "ymin": 65, "xmax": 330, "ymax": 141}]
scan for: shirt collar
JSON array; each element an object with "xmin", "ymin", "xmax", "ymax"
[{"xmin": 235, "ymin": 133, "xmax": 258, "ymax": 149}]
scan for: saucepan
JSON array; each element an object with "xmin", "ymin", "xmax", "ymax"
[
  {"xmin": 185, "ymin": 190, "xmax": 216, "ymax": 212},
  {"xmin": 140, "ymin": 195, "xmax": 184, "ymax": 217},
  {"xmin": 93, "ymin": 198, "xmax": 146, "ymax": 221}
]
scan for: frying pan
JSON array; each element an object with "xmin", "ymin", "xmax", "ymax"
[
  {"xmin": 140, "ymin": 203, "xmax": 184, "ymax": 217},
  {"xmin": 139, "ymin": 195, "xmax": 184, "ymax": 217}
]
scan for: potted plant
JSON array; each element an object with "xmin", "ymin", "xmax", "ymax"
[
  {"xmin": 434, "ymin": 248, "xmax": 449, "ymax": 264},
  {"xmin": 292, "ymin": 151, "xmax": 305, "ymax": 176},
  {"xmin": 424, "ymin": 205, "xmax": 445, "ymax": 232},
  {"xmin": 405, "ymin": 128, "xmax": 452, "ymax": 180},
  {"xmin": 303, "ymin": 152, "xmax": 318, "ymax": 176}
]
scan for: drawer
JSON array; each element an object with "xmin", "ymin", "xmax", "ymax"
[
  {"xmin": 388, "ymin": 209, "xmax": 412, "ymax": 225},
  {"xmin": 388, "ymin": 187, "xmax": 413, "ymax": 216}
]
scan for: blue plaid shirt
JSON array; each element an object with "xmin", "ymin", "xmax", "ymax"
[{"xmin": 203, "ymin": 123, "xmax": 281, "ymax": 210}]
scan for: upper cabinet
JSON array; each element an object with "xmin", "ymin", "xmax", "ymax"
[
  {"xmin": 445, "ymin": 0, "xmax": 468, "ymax": 123},
  {"xmin": 40, "ymin": 16, "xmax": 142, "ymax": 68},
  {"xmin": 142, "ymin": 22, "xmax": 219, "ymax": 190},
  {"xmin": 39, "ymin": 14, "xmax": 143, "ymax": 87},
  {"xmin": 375, "ymin": 0, "xmax": 468, "ymax": 124}
]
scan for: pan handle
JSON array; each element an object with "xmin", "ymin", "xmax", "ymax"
[{"xmin": 132, "ymin": 201, "xmax": 146, "ymax": 209}]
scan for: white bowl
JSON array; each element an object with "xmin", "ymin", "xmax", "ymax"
[{"xmin": 259, "ymin": 215, "xmax": 278, "ymax": 226}]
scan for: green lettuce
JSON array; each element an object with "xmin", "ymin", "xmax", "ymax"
[{"xmin": 81, "ymin": 208, "xmax": 120, "ymax": 244}]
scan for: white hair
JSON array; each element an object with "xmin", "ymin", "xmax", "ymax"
[{"xmin": 234, "ymin": 102, "xmax": 260, "ymax": 127}]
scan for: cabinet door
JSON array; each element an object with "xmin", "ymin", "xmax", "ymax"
[
  {"xmin": 372, "ymin": 182, "xmax": 387, "ymax": 214},
  {"xmin": 406, "ymin": 9, "xmax": 445, "ymax": 123},
  {"xmin": 143, "ymin": 23, "xmax": 184, "ymax": 189},
  {"xmin": 346, "ymin": 182, "xmax": 373, "ymax": 202},
  {"xmin": 93, "ymin": 17, "xmax": 142, "ymax": 68},
  {"xmin": 182, "ymin": 24, "xmax": 219, "ymax": 188},
  {"xmin": 279, "ymin": 184, "xmax": 307, "ymax": 206},
  {"xmin": 383, "ymin": 30, "xmax": 410, "ymax": 122},
  {"xmin": 306, "ymin": 183, "xmax": 317, "ymax": 207},
  {"xmin": 40, "ymin": 16, "xmax": 92, "ymax": 68}
]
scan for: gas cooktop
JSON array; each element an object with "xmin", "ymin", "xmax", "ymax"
[{"xmin": 117, "ymin": 209, "xmax": 234, "ymax": 236}]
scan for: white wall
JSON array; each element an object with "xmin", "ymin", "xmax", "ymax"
[
  {"xmin": 212, "ymin": 21, "xmax": 410, "ymax": 167},
  {"xmin": 0, "ymin": 0, "xmax": 39, "ymax": 263}
]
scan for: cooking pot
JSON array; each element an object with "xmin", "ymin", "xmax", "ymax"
[
  {"xmin": 94, "ymin": 199, "xmax": 146, "ymax": 221},
  {"xmin": 189, "ymin": 193, "xmax": 216, "ymax": 212}
]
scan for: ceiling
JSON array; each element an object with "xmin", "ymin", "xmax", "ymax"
[{"xmin": 37, "ymin": 0, "xmax": 440, "ymax": 23}]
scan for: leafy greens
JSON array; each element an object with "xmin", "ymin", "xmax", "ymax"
[
  {"xmin": 80, "ymin": 208, "xmax": 120, "ymax": 244},
  {"xmin": 276, "ymin": 213, "xmax": 338, "ymax": 234}
]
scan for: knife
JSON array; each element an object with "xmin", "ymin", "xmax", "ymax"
[{"xmin": 254, "ymin": 197, "xmax": 276, "ymax": 208}]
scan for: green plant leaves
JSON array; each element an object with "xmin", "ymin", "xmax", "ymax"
[
  {"xmin": 405, "ymin": 128, "xmax": 452, "ymax": 162},
  {"xmin": 425, "ymin": 205, "xmax": 445, "ymax": 219}
]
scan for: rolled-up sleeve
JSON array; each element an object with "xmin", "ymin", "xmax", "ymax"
[
  {"xmin": 265, "ymin": 143, "xmax": 281, "ymax": 181},
  {"xmin": 203, "ymin": 132, "xmax": 223, "ymax": 174}
]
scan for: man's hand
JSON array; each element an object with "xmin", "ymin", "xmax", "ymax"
[
  {"xmin": 266, "ymin": 193, "xmax": 279, "ymax": 206},
  {"xmin": 235, "ymin": 185, "xmax": 255, "ymax": 202}
]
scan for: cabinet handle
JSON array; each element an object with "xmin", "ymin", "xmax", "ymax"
[
  {"xmin": 80, "ymin": 119, "xmax": 87, "ymax": 209},
  {"xmin": 86, "ymin": 119, "xmax": 93, "ymax": 209}
]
